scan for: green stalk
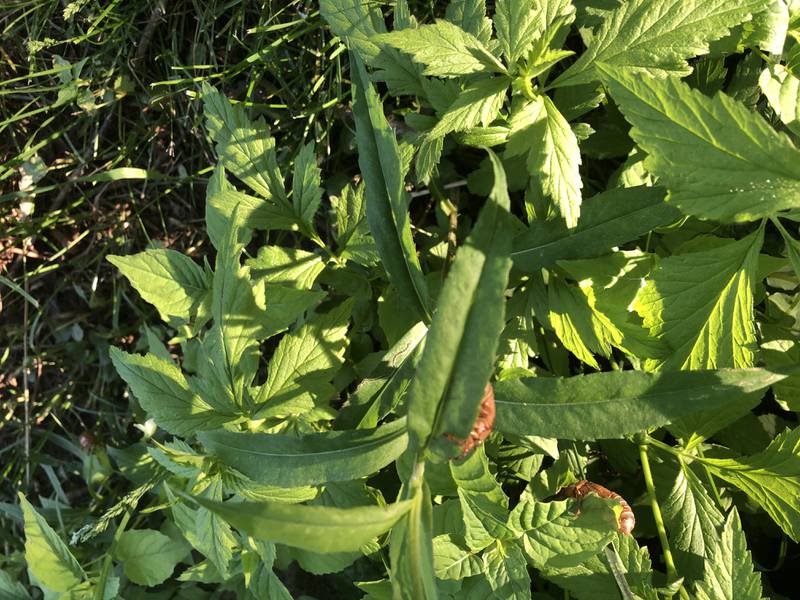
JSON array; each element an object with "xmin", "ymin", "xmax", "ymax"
[
  {"xmin": 94, "ymin": 509, "xmax": 132, "ymax": 600},
  {"xmin": 638, "ymin": 441, "xmax": 688, "ymax": 600}
]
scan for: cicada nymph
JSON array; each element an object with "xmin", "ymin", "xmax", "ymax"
[
  {"xmin": 560, "ymin": 479, "xmax": 636, "ymax": 535},
  {"xmin": 446, "ymin": 383, "xmax": 496, "ymax": 458}
]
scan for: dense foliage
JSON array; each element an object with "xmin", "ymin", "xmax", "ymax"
[{"xmin": 7, "ymin": 0, "xmax": 800, "ymax": 598}]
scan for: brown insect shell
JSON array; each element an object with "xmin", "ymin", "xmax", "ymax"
[
  {"xmin": 560, "ymin": 479, "xmax": 635, "ymax": 535},
  {"xmin": 447, "ymin": 383, "xmax": 496, "ymax": 459}
]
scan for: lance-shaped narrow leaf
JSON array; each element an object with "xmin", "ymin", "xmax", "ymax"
[
  {"xmin": 406, "ymin": 151, "xmax": 513, "ymax": 457},
  {"xmin": 600, "ymin": 67, "xmax": 800, "ymax": 222},
  {"xmin": 494, "ymin": 368, "xmax": 785, "ymax": 440},
  {"xmin": 337, "ymin": 321, "xmax": 428, "ymax": 429},
  {"xmin": 390, "ymin": 483, "xmax": 438, "ymax": 600},
  {"xmin": 198, "ymin": 418, "xmax": 408, "ymax": 487},
  {"xmin": 697, "ymin": 426, "xmax": 800, "ymax": 542},
  {"xmin": 553, "ymin": 0, "xmax": 764, "ymax": 87},
  {"xmin": 190, "ymin": 495, "xmax": 412, "ymax": 553},
  {"xmin": 511, "ymin": 185, "xmax": 678, "ymax": 273},
  {"xmin": 351, "ymin": 52, "xmax": 431, "ymax": 323}
]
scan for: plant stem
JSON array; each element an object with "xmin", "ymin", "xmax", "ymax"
[
  {"xmin": 638, "ymin": 441, "xmax": 688, "ymax": 600},
  {"xmin": 94, "ymin": 509, "xmax": 132, "ymax": 600}
]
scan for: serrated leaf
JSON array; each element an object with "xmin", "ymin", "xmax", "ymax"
[
  {"xmin": 199, "ymin": 418, "xmax": 407, "ymax": 487},
  {"xmin": 512, "ymin": 185, "xmax": 678, "ymax": 273},
  {"xmin": 554, "ymin": 0, "xmax": 763, "ymax": 87},
  {"xmin": 115, "ymin": 529, "xmax": 188, "ymax": 586},
  {"xmin": 511, "ymin": 494, "xmax": 618, "ymax": 570},
  {"xmin": 601, "ymin": 67, "xmax": 800, "ymax": 222},
  {"xmin": 662, "ymin": 463, "xmax": 724, "ymax": 585},
  {"xmin": 476, "ymin": 542, "xmax": 532, "ymax": 600},
  {"xmin": 508, "ymin": 95, "xmax": 582, "ymax": 227},
  {"xmin": 109, "ymin": 348, "xmax": 235, "ymax": 436},
  {"xmin": 450, "ymin": 446, "xmax": 515, "ymax": 551},
  {"xmin": 107, "ymin": 250, "xmax": 208, "ymax": 324},
  {"xmin": 429, "ymin": 76, "xmax": 509, "ymax": 138},
  {"xmin": 192, "ymin": 495, "xmax": 412, "ymax": 553},
  {"xmin": 195, "ymin": 477, "xmax": 237, "ymax": 578},
  {"xmin": 694, "ymin": 509, "xmax": 763, "ymax": 600},
  {"xmin": 246, "ymin": 245, "xmax": 325, "ymax": 290},
  {"xmin": 494, "ymin": 367, "xmax": 784, "ymax": 440},
  {"xmin": 292, "ymin": 141, "xmax": 322, "ymax": 228},
  {"xmin": 445, "ymin": 0, "xmax": 493, "ymax": 44},
  {"xmin": 495, "ymin": 0, "xmax": 541, "ymax": 64},
  {"xmin": 431, "ymin": 534, "xmax": 482, "ymax": 580},
  {"xmin": 548, "ymin": 276, "xmax": 604, "ymax": 368},
  {"xmin": 633, "ymin": 231, "xmax": 763, "ymax": 371},
  {"xmin": 253, "ymin": 300, "xmax": 352, "ymax": 419},
  {"xmin": 407, "ymin": 151, "xmax": 512, "ymax": 457},
  {"xmin": 202, "ymin": 84, "xmax": 287, "ymax": 205},
  {"xmin": 211, "ymin": 210, "xmax": 261, "ymax": 407},
  {"xmin": 319, "ymin": 0, "xmax": 426, "ymax": 96},
  {"xmin": 760, "ymin": 63, "xmax": 800, "ymax": 136},
  {"xmin": 543, "ymin": 533, "xmax": 659, "ymax": 600},
  {"xmin": 377, "ymin": 20, "xmax": 504, "ymax": 78},
  {"xmin": 698, "ymin": 426, "xmax": 800, "ymax": 542},
  {"xmin": 351, "ymin": 52, "xmax": 431, "ymax": 322},
  {"xmin": 205, "ymin": 167, "xmax": 297, "ymax": 249},
  {"xmin": 19, "ymin": 494, "xmax": 85, "ymax": 592}
]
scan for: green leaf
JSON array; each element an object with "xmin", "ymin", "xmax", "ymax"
[
  {"xmin": 109, "ymin": 348, "xmax": 235, "ymax": 436},
  {"xmin": 698, "ymin": 426, "xmax": 800, "ymax": 542},
  {"xmin": 114, "ymin": 529, "xmax": 189, "ymax": 586},
  {"xmin": 633, "ymin": 231, "xmax": 763, "ymax": 371},
  {"xmin": 254, "ymin": 300, "xmax": 352, "ymax": 419},
  {"xmin": 202, "ymin": 84, "xmax": 286, "ymax": 204},
  {"xmin": 246, "ymin": 245, "xmax": 325, "ymax": 291},
  {"xmin": 511, "ymin": 185, "xmax": 678, "ymax": 273},
  {"xmin": 350, "ymin": 52, "xmax": 431, "ymax": 323},
  {"xmin": 205, "ymin": 167, "xmax": 297, "ymax": 249},
  {"xmin": 450, "ymin": 447, "xmax": 514, "ymax": 551},
  {"xmin": 694, "ymin": 509, "xmax": 763, "ymax": 600},
  {"xmin": 543, "ymin": 533, "xmax": 659, "ymax": 600},
  {"xmin": 0, "ymin": 569, "xmax": 30, "ymax": 600},
  {"xmin": 431, "ymin": 534, "xmax": 482, "ymax": 580},
  {"xmin": 390, "ymin": 485, "xmax": 438, "ymax": 600},
  {"xmin": 494, "ymin": 0, "xmax": 540, "ymax": 64},
  {"xmin": 195, "ymin": 477, "xmax": 238, "ymax": 579},
  {"xmin": 507, "ymin": 95, "xmax": 582, "ymax": 227},
  {"xmin": 199, "ymin": 418, "xmax": 408, "ymax": 487},
  {"xmin": 662, "ymin": 463, "xmax": 724, "ymax": 585},
  {"xmin": 445, "ymin": 0, "xmax": 493, "ymax": 44},
  {"xmin": 337, "ymin": 321, "xmax": 428, "ymax": 429},
  {"xmin": 319, "ymin": 0, "xmax": 426, "ymax": 97},
  {"xmin": 429, "ymin": 76, "xmax": 509, "ymax": 138},
  {"xmin": 601, "ymin": 67, "xmax": 800, "ymax": 222},
  {"xmin": 107, "ymin": 250, "xmax": 208, "ymax": 324},
  {"xmin": 510, "ymin": 493, "xmax": 619, "ymax": 570},
  {"xmin": 191, "ymin": 495, "xmax": 412, "ymax": 553},
  {"xmin": 554, "ymin": 0, "xmax": 764, "ymax": 87},
  {"xmin": 376, "ymin": 20, "xmax": 504, "ymax": 78},
  {"xmin": 407, "ymin": 151, "xmax": 512, "ymax": 457},
  {"xmin": 547, "ymin": 276, "xmax": 604, "ymax": 369},
  {"xmin": 211, "ymin": 209, "xmax": 261, "ymax": 406},
  {"xmin": 292, "ymin": 141, "xmax": 323, "ymax": 229},
  {"xmin": 494, "ymin": 367, "xmax": 784, "ymax": 440},
  {"xmin": 19, "ymin": 493, "xmax": 85, "ymax": 592},
  {"xmin": 760, "ymin": 64, "xmax": 800, "ymax": 136},
  {"xmin": 468, "ymin": 542, "xmax": 532, "ymax": 600}
]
